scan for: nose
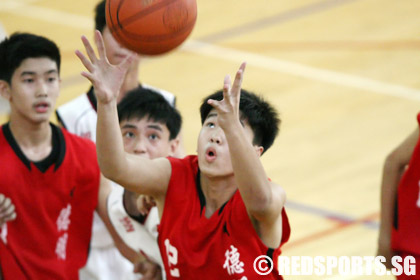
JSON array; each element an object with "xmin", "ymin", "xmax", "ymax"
[
  {"xmin": 210, "ymin": 131, "xmax": 222, "ymax": 145},
  {"xmin": 36, "ymin": 81, "xmax": 48, "ymax": 97},
  {"xmin": 133, "ymin": 138, "xmax": 147, "ymax": 155}
]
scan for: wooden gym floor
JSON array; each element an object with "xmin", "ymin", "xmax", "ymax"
[{"xmin": 1, "ymin": 0, "xmax": 420, "ymax": 278}]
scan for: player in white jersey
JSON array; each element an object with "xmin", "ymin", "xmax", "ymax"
[
  {"xmin": 108, "ymin": 87, "xmax": 182, "ymax": 279},
  {"xmin": 56, "ymin": 1, "xmax": 179, "ymax": 279}
]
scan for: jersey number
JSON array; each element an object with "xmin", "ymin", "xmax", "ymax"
[{"xmin": 165, "ymin": 239, "xmax": 180, "ymax": 277}]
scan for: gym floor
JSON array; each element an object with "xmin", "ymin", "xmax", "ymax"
[{"xmin": 1, "ymin": 0, "xmax": 420, "ymax": 279}]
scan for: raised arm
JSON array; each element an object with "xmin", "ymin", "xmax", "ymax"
[
  {"xmin": 207, "ymin": 63, "xmax": 285, "ymax": 247},
  {"xmin": 377, "ymin": 127, "xmax": 419, "ymax": 267},
  {"xmin": 76, "ymin": 31, "xmax": 170, "ymax": 197}
]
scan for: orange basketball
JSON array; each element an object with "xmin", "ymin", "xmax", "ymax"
[{"xmin": 105, "ymin": 0, "xmax": 197, "ymax": 55}]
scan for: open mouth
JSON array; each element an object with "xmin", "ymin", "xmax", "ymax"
[
  {"xmin": 205, "ymin": 147, "xmax": 217, "ymax": 162},
  {"xmin": 34, "ymin": 102, "xmax": 49, "ymax": 113}
]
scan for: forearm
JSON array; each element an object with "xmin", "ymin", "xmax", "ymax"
[
  {"xmin": 123, "ymin": 190, "xmax": 141, "ymax": 217},
  {"xmin": 224, "ymin": 121, "xmax": 274, "ymax": 216},
  {"xmin": 96, "ymin": 100, "xmax": 127, "ymax": 181},
  {"xmin": 96, "ymin": 177, "xmax": 139, "ymax": 263},
  {"xmin": 379, "ymin": 156, "xmax": 405, "ymax": 242}
]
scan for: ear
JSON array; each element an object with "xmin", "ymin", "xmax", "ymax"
[
  {"xmin": 0, "ymin": 80, "xmax": 11, "ymax": 101},
  {"xmin": 168, "ymin": 137, "xmax": 180, "ymax": 157},
  {"xmin": 254, "ymin": 145, "xmax": 264, "ymax": 157}
]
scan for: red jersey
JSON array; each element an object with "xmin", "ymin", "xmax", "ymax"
[
  {"xmin": 158, "ymin": 156, "xmax": 290, "ymax": 280},
  {"xmin": 0, "ymin": 123, "xmax": 100, "ymax": 280},
  {"xmin": 391, "ymin": 113, "xmax": 420, "ymax": 255}
]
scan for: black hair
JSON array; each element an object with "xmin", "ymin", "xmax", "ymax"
[
  {"xmin": 117, "ymin": 87, "xmax": 182, "ymax": 140},
  {"xmin": 200, "ymin": 89, "xmax": 280, "ymax": 154},
  {"xmin": 95, "ymin": 0, "xmax": 107, "ymax": 32},
  {"xmin": 0, "ymin": 33, "xmax": 61, "ymax": 84}
]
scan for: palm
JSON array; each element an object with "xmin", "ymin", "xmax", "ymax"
[
  {"xmin": 76, "ymin": 31, "xmax": 135, "ymax": 104},
  {"xmin": 208, "ymin": 62, "xmax": 246, "ymax": 128}
]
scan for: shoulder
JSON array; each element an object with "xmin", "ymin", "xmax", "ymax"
[
  {"xmin": 270, "ymin": 182, "xmax": 287, "ymax": 206},
  {"xmin": 61, "ymin": 127, "xmax": 96, "ymax": 155},
  {"xmin": 166, "ymin": 156, "xmax": 198, "ymax": 191},
  {"xmin": 59, "ymin": 127, "xmax": 100, "ymax": 183},
  {"xmin": 167, "ymin": 155, "xmax": 198, "ymax": 173},
  {"xmin": 57, "ymin": 93, "xmax": 92, "ymax": 115},
  {"xmin": 56, "ymin": 93, "xmax": 96, "ymax": 127}
]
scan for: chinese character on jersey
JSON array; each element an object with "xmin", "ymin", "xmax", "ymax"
[
  {"xmin": 223, "ymin": 245, "xmax": 245, "ymax": 275},
  {"xmin": 55, "ymin": 233, "xmax": 68, "ymax": 260},
  {"xmin": 0, "ymin": 224, "xmax": 7, "ymax": 244},
  {"xmin": 56, "ymin": 204, "xmax": 72, "ymax": 231}
]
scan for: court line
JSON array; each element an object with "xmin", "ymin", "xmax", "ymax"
[
  {"xmin": 283, "ymin": 211, "xmax": 379, "ymax": 250},
  {"xmin": 0, "ymin": 0, "xmax": 92, "ymax": 30},
  {"xmin": 286, "ymin": 200, "xmax": 379, "ymax": 230},
  {"xmin": 181, "ymin": 40, "xmax": 420, "ymax": 101},
  {"xmin": 199, "ymin": 0, "xmax": 360, "ymax": 42},
  {"xmin": 222, "ymin": 40, "xmax": 420, "ymax": 51}
]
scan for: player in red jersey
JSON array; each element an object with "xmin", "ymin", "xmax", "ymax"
[
  {"xmin": 0, "ymin": 32, "xmax": 118, "ymax": 279},
  {"xmin": 378, "ymin": 113, "xmax": 420, "ymax": 279},
  {"xmin": 77, "ymin": 32, "xmax": 290, "ymax": 279}
]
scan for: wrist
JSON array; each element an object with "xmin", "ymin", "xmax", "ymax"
[{"xmin": 378, "ymin": 232, "xmax": 391, "ymax": 245}]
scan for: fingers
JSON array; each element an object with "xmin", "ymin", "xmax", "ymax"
[
  {"xmin": 231, "ymin": 62, "xmax": 246, "ymax": 98},
  {"xmin": 80, "ymin": 71, "xmax": 96, "ymax": 85},
  {"xmin": 144, "ymin": 196, "xmax": 156, "ymax": 207},
  {"xmin": 0, "ymin": 196, "xmax": 11, "ymax": 215},
  {"xmin": 94, "ymin": 30, "xmax": 107, "ymax": 61},
  {"xmin": 222, "ymin": 74, "xmax": 231, "ymax": 99},
  {"xmin": 0, "ymin": 195, "xmax": 16, "ymax": 224},
  {"xmin": 75, "ymin": 50, "xmax": 95, "ymax": 73},
  {"xmin": 0, "ymin": 193, "xmax": 4, "ymax": 207},
  {"xmin": 136, "ymin": 195, "xmax": 155, "ymax": 216},
  {"xmin": 81, "ymin": 35, "xmax": 98, "ymax": 64}
]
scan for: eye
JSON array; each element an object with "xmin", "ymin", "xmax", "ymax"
[
  {"xmin": 123, "ymin": 131, "xmax": 135, "ymax": 139},
  {"xmin": 148, "ymin": 134, "xmax": 159, "ymax": 141},
  {"xmin": 206, "ymin": 122, "xmax": 215, "ymax": 128},
  {"xmin": 47, "ymin": 77, "xmax": 57, "ymax": 83},
  {"xmin": 23, "ymin": 78, "xmax": 34, "ymax": 83}
]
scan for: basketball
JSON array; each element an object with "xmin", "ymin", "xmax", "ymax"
[{"xmin": 105, "ymin": 0, "xmax": 197, "ymax": 56}]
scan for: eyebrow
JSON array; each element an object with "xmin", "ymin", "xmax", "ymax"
[
  {"xmin": 121, "ymin": 124, "xmax": 137, "ymax": 129},
  {"xmin": 206, "ymin": 112, "xmax": 217, "ymax": 119},
  {"xmin": 147, "ymin": 124, "xmax": 163, "ymax": 132},
  {"xmin": 20, "ymin": 69, "xmax": 58, "ymax": 76},
  {"xmin": 121, "ymin": 123, "xmax": 164, "ymax": 132}
]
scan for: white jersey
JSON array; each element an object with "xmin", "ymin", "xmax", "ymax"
[
  {"xmin": 56, "ymin": 85, "xmax": 175, "ymax": 279},
  {"xmin": 107, "ymin": 188, "xmax": 164, "ymax": 272}
]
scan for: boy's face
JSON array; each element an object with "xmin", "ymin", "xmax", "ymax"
[
  {"xmin": 102, "ymin": 27, "xmax": 135, "ymax": 66},
  {"xmin": 197, "ymin": 109, "xmax": 257, "ymax": 177},
  {"xmin": 1, "ymin": 57, "xmax": 59, "ymax": 124},
  {"xmin": 120, "ymin": 117, "xmax": 177, "ymax": 159}
]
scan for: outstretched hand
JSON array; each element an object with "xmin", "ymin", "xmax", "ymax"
[
  {"xmin": 76, "ymin": 30, "xmax": 136, "ymax": 104},
  {"xmin": 0, "ymin": 194, "xmax": 16, "ymax": 227},
  {"xmin": 207, "ymin": 62, "xmax": 246, "ymax": 129},
  {"xmin": 136, "ymin": 195, "xmax": 156, "ymax": 216}
]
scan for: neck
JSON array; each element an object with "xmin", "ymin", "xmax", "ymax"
[
  {"xmin": 9, "ymin": 114, "xmax": 52, "ymax": 161},
  {"xmin": 200, "ymin": 173, "xmax": 237, "ymax": 218}
]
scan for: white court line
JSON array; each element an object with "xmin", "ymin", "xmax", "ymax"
[
  {"xmin": 181, "ymin": 40, "xmax": 420, "ymax": 101},
  {"xmin": 2, "ymin": 2, "xmax": 420, "ymax": 101},
  {"xmin": 0, "ymin": 0, "xmax": 92, "ymax": 30}
]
